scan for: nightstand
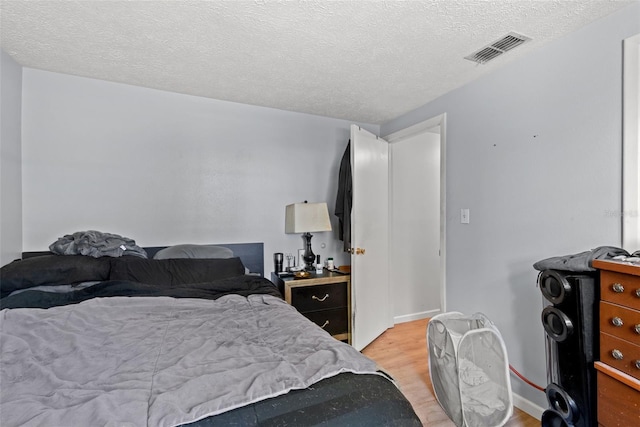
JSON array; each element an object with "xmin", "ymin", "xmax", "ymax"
[{"xmin": 271, "ymin": 270, "xmax": 351, "ymax": 344}]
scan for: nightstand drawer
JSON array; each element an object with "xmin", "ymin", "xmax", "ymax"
[
  {"xmin": 291, "ymin": 282, "xmax": 348, "ymax": 312},
  {"xmin": 600, "ymin": 271, "xmax": 640, "ymax": 310},
  {"xmin": 600, "ymin": 333, "xmax": 640, "ymax": 380},
  {"xmin": 303, "ymin": 308, "xmax": 348, "ymax": 336},
  {"xmin": 600, "ymin": 301, "xmax": 640, "ymax": 343}
]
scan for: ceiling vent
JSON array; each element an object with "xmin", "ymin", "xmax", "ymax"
[{"xmin": 464, "ymin": 32, "xmax": 531, "ymax": 64}]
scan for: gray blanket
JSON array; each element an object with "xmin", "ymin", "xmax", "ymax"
[
  {"xmin": 49, "ymin": 230, "xmax": 148, "ymax": 258},
  {"xmin": 532, "ymin": 245, "xmax": 629, "ymax": 272},
  {"xmin": 0, "ymin": 295, "xmax": 380, "ymax": 427}
]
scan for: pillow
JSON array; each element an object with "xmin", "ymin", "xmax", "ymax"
[
  {"xmin": 167, "ymin": 258, "xmax": 246, "ymax": 284},
  {"xmin": 153, "ymin": 244, "xmax": 234, "ymax": 260},
  {"xmin": 109, "ymin": 257, "xmax": 246, "ymax": 285},
  {"xmin": 0, "ymin": 255, "xmax": 111, "ymax": 297},
  {"xmin": 109, "ymin": 257, "xmax": 173, "ymax": 285}
]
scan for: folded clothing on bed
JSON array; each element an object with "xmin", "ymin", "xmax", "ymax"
[{"xmin": 49, "ymin": 230, "xmax": 148, "ymax": 258}]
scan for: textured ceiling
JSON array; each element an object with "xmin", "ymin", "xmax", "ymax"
[{"xmin": 0, "ymin": 0, "xmax": 634, "ymax": 124}]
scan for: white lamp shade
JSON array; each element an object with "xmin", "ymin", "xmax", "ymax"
[{"xmin": 285, "ymin": 202, "xmax": 332, "ymax": 234}]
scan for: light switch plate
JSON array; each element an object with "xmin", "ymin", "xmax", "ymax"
[{"xmin": 461, "ymin": 209, "xmax": 470, "ymax": 224}]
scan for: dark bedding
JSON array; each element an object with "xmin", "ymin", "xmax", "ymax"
[
  {"xmin": 0, "ymin": 252, "xmax": 421, "ymax": 427},
  {"xmin": 186, "ymin": 372, "xmax": 420, "ymax": 427},
  {"xmin": 0, "ymin": 254, "xmax": 251, "ymax": 298},
  {"xmin": 0, "ymin": 254, "xmax": 111, "ymax": 297},
  {"xmin": 0, "ymin": 275, "xmax": 282, "ymax": 309}
]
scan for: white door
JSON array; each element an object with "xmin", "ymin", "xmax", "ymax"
[{"xmin": 351, "ymin": 125, "xmax": 391, "ymax": 351}]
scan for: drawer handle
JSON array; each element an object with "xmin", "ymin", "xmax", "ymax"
[
  {"xmin": 636, "ymin": 289, "xmax": 640, "ymax": 298},
  {"xmin": 612, "ymin": 317, "xmax": 624, "ymax": 327},
  {"xmin": 635, "ymin": 360, "xmax": 640, "ymax": 370},
  {"xmin": 612, "ymin": 283, "xmax": 625, "ymax": 293},
  {"xmin": 312, "ymin": 294, "xmax": 329, "ymax": 302},
  {"xmin": 320, "ymin": 320, "xmax": 329, "ymax": 329},
  {"xmin": 635, "ymin": 324, "xmax": 640, "ymax": 335},
  {"xmin": 612, "ymin": 349, "xmax": 624, "ymax": 360}
]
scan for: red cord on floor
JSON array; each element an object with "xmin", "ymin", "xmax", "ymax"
[{"xmin": 509, "ymin": 364, "xmax": 545, "ymax": 392}]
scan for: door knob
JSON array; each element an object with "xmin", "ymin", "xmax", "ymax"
[{"xmin": 355, "ymin": 248, "xmax": 366, "ymax": 255}]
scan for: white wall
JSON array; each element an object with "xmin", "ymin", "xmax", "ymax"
[
  {"xmin": 20, "ymin": 69, "xmax": 379, "ymax": 272},
  {"xmin": 390, "ymin": 130, "xmax": 441, "ymax": 320},
  {"xmin": 381, "ymin": 2, "xmax": 640, "ymax": 411},
  {"xmin": 0, "ymin": 50, "xmax": 23, "ymax": 266}
]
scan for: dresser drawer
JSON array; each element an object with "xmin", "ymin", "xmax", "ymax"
[
  {"xmin": 597, "ymin": 369, "xmax": 640, "ymax": 427},
  {"xmin": 303, "ymin": 308, "xmax": 348, "ymax": 336},
  {"xmin": 291, "ymin": 282, "xmax": 348, "ymax": 312},
  {"xmin": 600, "ymin": 301, "xmax": 640, "ymax": 343},
  {"xmin": 600, "ymin": 333, "xmax": 640, "ymax": 380},
  {"xmin": 600, "ymin": 271, "xmax": 640, "ymax": 310}
]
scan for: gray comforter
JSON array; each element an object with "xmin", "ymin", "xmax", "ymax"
[{"xmin": 1, "ymin": 294, "xmax": 379, "ymax": 427}]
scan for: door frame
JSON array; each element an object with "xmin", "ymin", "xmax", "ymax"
[
  {"xmin": 623, "ymin": 33, "xmax": 640, "ymax": 250},
  {"xmin": 383, "ymin": 113, "xmax": 447, "ymax": 314}
]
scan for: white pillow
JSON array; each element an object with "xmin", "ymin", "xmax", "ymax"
[{"xmin": 153, "ymin": 244, "xmax": 234, "ymax": 260}]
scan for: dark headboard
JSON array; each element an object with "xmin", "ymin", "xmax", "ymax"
[{"xmin": 22, "ymin": 242, "xmax": 265, "ymax": 277}]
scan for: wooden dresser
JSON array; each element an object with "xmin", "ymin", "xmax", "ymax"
[{"xmin": 592, "ymin": 259, "xmax": 640, "ymax": 427}]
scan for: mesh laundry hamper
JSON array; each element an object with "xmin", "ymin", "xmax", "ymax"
[{"xmin": 427, "ymin": 312, "xmax": 513, "ymax": 427}]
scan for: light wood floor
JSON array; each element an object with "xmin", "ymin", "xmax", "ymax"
[{"xmin": 361, "ymin": 318, "xmax": 540, "ymax": 427}]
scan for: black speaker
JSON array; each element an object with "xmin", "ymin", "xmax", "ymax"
[{"xmin": 538, "ymin": 269, "xmax": 598, "ymax": 427}]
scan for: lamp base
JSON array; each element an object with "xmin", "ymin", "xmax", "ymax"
[{"xmin": 302, "ymin": 232, "xmax": 315, "ymax": 271}]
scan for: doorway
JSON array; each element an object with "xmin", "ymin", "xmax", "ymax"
[{"xmin": 384, "ymin": 114, "xmax": 446, "ymax": 322}]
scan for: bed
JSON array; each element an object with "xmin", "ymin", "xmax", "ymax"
[{"xmin": 0, "ymin": 241, "xmax": 420, "ymax": 426}]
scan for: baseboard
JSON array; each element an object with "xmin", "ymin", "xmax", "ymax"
[
  {"xmin": 512, "ymin": 392, "xmax": 544, "ymax": 420},
  {"xmin": 393, "ymin": 309, "xmax": 441, "ymax": 324}
]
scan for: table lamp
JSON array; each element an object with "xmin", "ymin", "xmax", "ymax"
[{"xmin": 285, "ymin": 201, "xmax": 332, "ymax": 270}]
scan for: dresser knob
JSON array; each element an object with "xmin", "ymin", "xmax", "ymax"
[
  {"xmin": 612, "ymin": 283, "xmax": 625, "ymax": 293},
  {"xmin": 612, "ymin": 317, "xmax": 624, "ymax": 327},
  {"xmin": 636, "ymin": 289, "xmax": 640, "ymax": 298},
  {"xmin": 635, "ymin": 324, "xmax": 640, "ymax": 334},
  {"xmin": 635, "ymin": 360, "xmax": 640, "ymax": 370},
  {"xmin": 612, "ymin": 349, "xmax": 624, "ymax": 360}
]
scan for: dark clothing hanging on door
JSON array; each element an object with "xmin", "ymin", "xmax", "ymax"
[{"xmin": 335, "ymin": 141, "xmax": 352, "ymax": 252}]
